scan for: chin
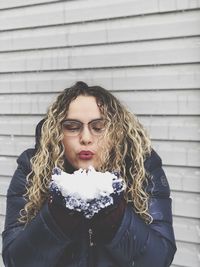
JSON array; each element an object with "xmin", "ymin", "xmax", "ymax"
[{"xmin": 77, "ymin": 161, "xmax": 97, "ymax": 170}]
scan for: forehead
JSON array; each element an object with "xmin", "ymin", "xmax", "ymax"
[{"xmin": 67, "ymin": 95, "xmax": 102, "ymax": 120}]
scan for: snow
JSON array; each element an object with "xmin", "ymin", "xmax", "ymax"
[{"xmin": 52, "ymin": 166, "xmax": 117, "ymax": 200}]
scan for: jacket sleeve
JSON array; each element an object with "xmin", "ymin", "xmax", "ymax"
[
  {"xmin": 2, "ymin": 149, "xmax": 79, "ymax": 267},
  {"xmin": 105, "ymin": 150, "xmax": 177, "ymax": 267}
]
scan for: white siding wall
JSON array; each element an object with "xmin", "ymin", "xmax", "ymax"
[{"xmin": 0, "ymin": 0, "xmax": 200, "ymax": 266}]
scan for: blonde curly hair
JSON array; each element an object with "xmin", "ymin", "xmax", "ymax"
[{"xmin": 19, "ymin": 81, "xmax": 152, "ymax": 224}]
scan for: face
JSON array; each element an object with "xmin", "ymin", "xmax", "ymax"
[{"xmin": 62, "ymin": 95, "xmax": 109, "ymax": 170}]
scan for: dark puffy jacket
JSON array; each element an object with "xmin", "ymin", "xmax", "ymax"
[{"xmin": 2, "ymin": 148, "xmax": 176, "ymax": 267}]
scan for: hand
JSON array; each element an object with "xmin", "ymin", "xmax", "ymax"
[
  {"xmin": 89, "ymin": 195, "xmax": 126, "ymax": 243},
  {"xmin": 48, "ymin": 191, "xmax": 84, "ymax": 237},
  {"xmin": 49, "ymin": 167, "xmax": 126, "ymax": 219}
]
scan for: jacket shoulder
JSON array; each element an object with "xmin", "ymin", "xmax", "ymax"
[
  {"xmin": 144, "ymin": 149, "xmax": 170, "ymax": 197},
  {"xmin": 144, "ymin": 149, "xmax": 162, "ymax": 172},
  {"xmin": 7, "ymin": 148, "xmax": 36, "ymax": 195},
  {"xmin": 17, "ymin": 148, "xmax": 36, "ymax": 173}
]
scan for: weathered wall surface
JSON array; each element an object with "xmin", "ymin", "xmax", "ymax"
[{"xmin": 0, "ymin": 1, "xmax": 200, "ymax": 266}]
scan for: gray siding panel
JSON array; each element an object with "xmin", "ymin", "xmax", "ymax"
[
  {"xmin": 0, "ymin": 0, "xmax": 200, "ymax": 30},
  {"xmin": 0, "ymin": 10, "xmax": 200, "ymax": 51},
  {"xmin": 0, "ymin": 0, "xmax": 59, "ymax": 10},
  {"xmin": 0, "ymin": 1, "xmax": 199, "ymax": 266},
  {"xmin": 0, "ymin": 90, "xmax": 199, "ymax": 115},
  {"xmin": 173, "ymin": 241, "xmax": 200, "ymax": 267},
  {"xmin": 0, "ymin": 38, "xmax": 200, "ymax": 72},
  {"xmin": 0, "ymin": 156, "xmax": 17, "ymax": 176},
  {"xmin": 0, "ymin": 65, "xmax": 200, "ymax": 93}
]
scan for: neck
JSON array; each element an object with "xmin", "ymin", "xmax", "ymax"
[{"xmin": 64, "ymin": 159, "xmax": 76, "ymax": 174}]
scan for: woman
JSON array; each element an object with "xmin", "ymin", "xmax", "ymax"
[{"xmin": 2, "ymin": 81, "xmax": 176, "ymax": 267}]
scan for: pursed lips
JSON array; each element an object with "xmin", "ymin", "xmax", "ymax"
[{"xmin": 78, "ymin": 150, "xmax": 94, "ymax": 160}]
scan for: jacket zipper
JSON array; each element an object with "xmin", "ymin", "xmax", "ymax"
[
  {"xmin": 88, "ymin": 228, "xmax": 95, "ymax": 267},
  {"xmin": 88, "ymin": 228, "xmax": 94, "ymax": 247}
]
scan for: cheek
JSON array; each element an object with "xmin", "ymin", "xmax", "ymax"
[
  {"xmin": 62, "ymin": 137, "xmax": 78, "ymax": 168},
  {"xmin": 62, "ymin": 137, "xmax": 69, "ymax": 151},
  {"xmin": 63, "ymin": 134, "xmax": 76, "ymax": 146},
  {"xmin": 62, "ymin": 137, "xmax": 76, "ymax": 156}
]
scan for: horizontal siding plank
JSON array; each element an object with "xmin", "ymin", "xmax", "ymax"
[
  {"xmin": 0, "ymin": 116, "xmax": 41, "ymax": 136},
  {"xmin": 0, "ymin": 115, "xmax": 199, "ymax": 141},
  {"xmin": 0, "ymin": 64, "xmax": 200, "ymax": 93},
  {"xmin": 0, "ymin": 157, "xmax": 17, "ymax": 176},
  {"xmin": 0, "ymin": 177, "xmax": 11, "ymax": 196},
  {"xmin": 0, "ymin": 0, "xmax": 200, "ymax": 31},
  {"xmin": 0, "ymin": 2, "xmax": 65, "ymax": 31},
  {"xmin": 0, "ymin": 90, "xmax": 199, "ymax": 115},
  {"xmin": 0, "ymin": 10, "xmax": 200, "ymax": 51},
  {"xmin": 115, "ymin": 90, "xmax": 200, "ymax": 116},
  {"xmin": 0, "ymin": 235, "xmax": 2, "ymax": 262},
  {"xmin": 0, "ymin": 136, "xmax": 34, "ymax": 156},
  {"xmin": 165, "ymin": 166, "xmax": 200, "ymax": 193},
  {"xmin": 172, "ymin": 191, "xmax": 200, "ymax": 218},
  {"xmin": 173, "ymin": 241, "xmax": 200, "ymax": 267},
  {"xmin": 152, "ymin": 140, "xmax": 200, "ymax": 167},
  {"xmin": 0, "ymin": 196, "xmax": 6, "ymax": 215},
  {"xmin": 173, "ymin": 217, "xmax": 200, "ymax": 244},
  {"xmin": 0, "ymin": 215, "xmax": 5, "ymax": 234},
  {"xmin": 0, "ymin": 0, "xmax": 58, "ymax": 10},
  {"xmin": 0, "ymin": 38, "xmax": 200, "ymax": 72},
  {"xmin": 140, "ymin": 116, "xmax": 200, "ymax": 142},
  {"xmin": 106, "ymin": 11, "xmax": 200, "ymax": 43},
  {"xmin": 0, "ymin": 94, "xmax": 54, "ymax": 115},
  {"xmin": 0, "ymin": 253, "xmax": 3, "ymax": 267}
]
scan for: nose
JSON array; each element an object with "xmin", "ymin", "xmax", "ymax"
[{"xmin": 79, "ymin": 125, "xmax": 93, "ymax": 145}]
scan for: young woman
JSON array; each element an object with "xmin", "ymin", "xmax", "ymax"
[{"xmin": 2, "ymin": 81, "xmax": 176, "ymax": 267}]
